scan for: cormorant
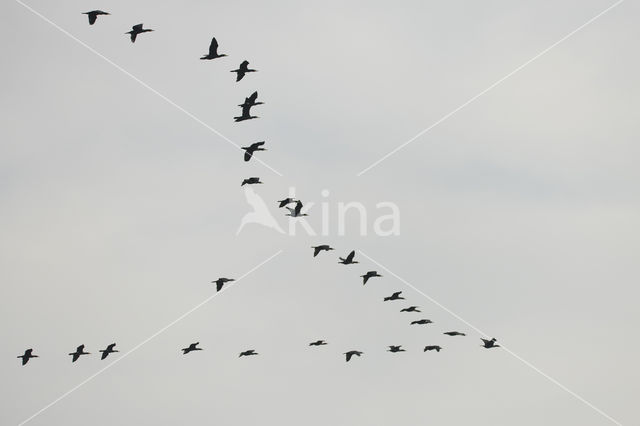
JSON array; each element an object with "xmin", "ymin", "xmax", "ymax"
[
  {"xmin": 338, "ymin": 250, "xmax": 358, "ymax": 265},
  {"xmin": 344, "ymin": 350, "xmax": 363, "ymax": 362},
  {"xmin": 17, "ymin": 349, "xmax": 38, "ymax": 366},
  {"xmin": 400, "ymin": 306, "xmax": 421, "ymax": 313},
  {"xmin": 182, "ymin": 342, "xmax": 202, "ymax": 354},
  {"xmin": 200, "ymin": 37, "xmax": 227, "ymax": 60},
  {"xmin": 383, "ymin": 291, "xmax": 404, "ymax": 301},
  {"xmin": 312, "ymin": 245, "xmax": 334, "ymax": 257},
  {"xmin": 83, "ymin": 10, "xmax": 109, "ymax": 25},
  {"xmin": 481, "ymin": 338, "xmax": 499, "ymax": 349},
  {"xmin": 231, "ymin": 60, "xmax": 257, "ymax": 81},
  {"xmin": 387, "ymin": 345, "xmax": 405, "ymax": 353},
  {"xmin": 286, "ymin": 200, "xmax": 307, "ymax": 217},
  {"xmin": 443, "ymin": 331, "xmax": 466, "ymax": 337},
  {"xmin": 423, "ymin": 345, "xmax": 442, "ymax": 352},
  {"xmin": 211, "ymin": 277, "xmax": 235, "ymax": 292},
  {"xmin": 360, "ymin": 271, "xmax": 382, "ymax": 285},
  {"xmin": 242, "ymin": 141, "xmax": 266, "ymax": 162},
  {"xmin": 239, "ymin": 349, "xmax": 258, "ymax": 357},
  {"xmin": 69, "ymin": 345, "xmax": 90, "ymax": 362},
  {"xmin": 241, "ymin": 177, "xmax": 263, "ymax": 186},
  {"xmin": 309, "ymin": 340, "xmax": 328, "ymax": 346},
  {"xmin": 99, "ymin": 343, "xmax": 119, "ymax": 360},
  {"xmin": 410, "ymin": 319, "xmax": 433, "ymax": 325},
  {"xmin": 126, "ymin": 24, "xmax": 153, "ymax": 43}
]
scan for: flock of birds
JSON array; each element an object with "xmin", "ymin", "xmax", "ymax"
[{"xmin": 16, "ymin": 10, "xmax": 501, "ymax": 366}]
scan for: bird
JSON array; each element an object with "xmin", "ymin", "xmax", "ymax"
[
  {"xmin": 338, "ymin": 250, "xmax": 358, "ymax": 265},
  {"xmin": 400, "ymin": 306, "xmax": 421, "ymax": 313},
  {"xmin": 481, "ymin": 338, "xmax": 500, "ymax": 349},
  {"xmin": 211, "ymin": 277, "xmax": 235, "ymax": 292},
  {"xmin": 360, "ymin": 271, "xmax": 382, "ymax": 285},
  {"xmin": 182, "ymin": 342, "xmax": 202, "ymax": 354},
  {"xmin": 387, "ymin": 345, "xmax": 405, "ymax": 353},
  {"xmin": 234, "ymin": 103, "xmax": 258, "ymax": 122},
  {"xmin": 285, "ymin": 200, "xmax": 308, "ymax": 217},
  {"xmin": 239, "ymin": 349, "xmax": 258, "ymax": 357},
  {"xmin": 277, "ymin": 198, "xmax": 297, "ymax": 208},
  {"xmin": 200, "ymin": 37, "xmax": 227, "ymax": 60},
  {"xmin": 443, "ymin": 331, "xmax": 466, "ymax": 336},
  {"xmin": 309, "ymin": 340, "xmax": 328, "ymax": 346},
  {"xmin": 68, "ymin": 345, "xmax": 90, "ymax": 362},
  {"xmin": 242, "ymin": 141, "xmax": 266, "ymax": 162},
  {"xmin": 423, "ymin": 345, "xmax": 442, "ymax": 352},
  {"xmin": 17, "ymin": 349, "xmax": 38, "ymax": 366},
  {"xmin": 82, "ymin": 10, "xmax": 109, "ymax": 25},
  {"xmin": 383, "ymin": 291, "xmax": 405, "ymax": 301},
  {"xmin": 312, "ymin": 245, "xmax": 334, "ymax": 257},
  {"xmin": 411, "ymin": 319, "xmax": 433, "ymax": 325},
  {"xmin": 99, "ymin": 343, "xmax": 119, "ymax": 360},
  {"xmin": 344, "ymin": 350, "xmax": 363, "ymax": 362},
  {"xmin": 126, "ymin": 24, "xmax": 153, "ymax": 43},
  {"xmin": 231, "ymin": 60, "xmax": 257, "ymax": 82},
  {"xmin": 241, "ymin": 177, "xmax": 263, "ymax": 186}
]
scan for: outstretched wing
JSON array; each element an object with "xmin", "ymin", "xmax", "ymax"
[
  {"xmin": 88, "ymin": 13, "xmax": 97, "ymax": 25},
  {"xmin": 345, "ymin": 353, "xmax": 353, "ymax": 362},
  {"xmin": 244, "ymin": 149, "xmax": 252, "ymax": 162},
  {"xmin": 248, "ymin": 91, "xmax": 258, "ymax": 104},
  {"xmin": 132, "ymin": 24, "xmax": 143, "ymax": 31},
  {"xmin": 251, "ymin": 141, "xmax": 265, "ymax": 149},
  {"xmin": 346, "ymin": 250, "xmax": 355, "ymax": 262},
  {"xmin": 392, "ymin": 292, "xmax": 402, "ymax": 298},
  {"xmin": 209, "ymin": 37, "xmax": 219, "ymax": 56},
  {"xmin": 313, "ymin": 247, "xmax": 321, "ymax": 257},
  {"xmin": 216, "ymin": 281, "xmax": 224, "ymax": 292}
]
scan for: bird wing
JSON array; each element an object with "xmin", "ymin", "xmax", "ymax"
[
  {"xmin": 346, "ymin": 250, "xmax": 355, "ymax": 262},
  {"xmin": 101, "ymin": 351, "xmax": 108, "ymax": 360},
  {"xmin": 240, "ymin": 60, "xmax": 249, "ymax": 69},
  {"xmin": 392, "ymin": 292, "xmax": 402, "ymax": 297},
  {"xmin": 132, "ymin": 24, "xmax": 143, "ymax": 31},
  {"xmin": 345, "ymin": 353, "xmax": 353, "ymax": 362},
  {"xmin": 88, "ymin": 13, "xmax": 97, "ymax": 25},
  {"xmin": 294, "ymin": 200, "xmax": 302, "ymax": 215},
  {"xmin": 72, "ymin": 353, "xmax": 80, "ymax": 362},
  {"xmin": 248, "ymin": 91, "xmax": 258, "ymax": 103},
  {"xmin": 244, "ymin": 149, "xmax": 252, "ymax": 161},
  {"xmin": 25, "ymin": 349, "xmax": 33, "ymax": 356},
  {"xmin": 362, "ymin": 275, "xmax": 369, "ymax": 285},
  {"xmin": 236, "ymin": 70, "xmax": 245, "ymax": 82},
  {"xmin": 216, "ymin": 281, "xmax": 224, "ymax": 292},
  {"xmin": 313, "ymin": 247, "xmax": 321, "ymax": 257},
  {"xmin": 130, "ymin": 32, "xmax": 137, "ymax": 43},
  {"xmin": 252, "ymin": 141, "xmax": 266, "ymax": 148},
  {"xmin": 77, "ymin": 344, "xmax": 85, "ymax": 352},
  {"xmin": 209, "ymin": 37, "xmax": 219, "ymax": 56}
]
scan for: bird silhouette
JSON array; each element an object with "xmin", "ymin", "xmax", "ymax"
[
  {"xmin": 312, "ymin": 245, "xmax": 334, "ymax": 257},
  {"xmin": 241, "ymin": 177, "xmax": 263, "ymax": 186},
  {"xmin": 338, "ymin": 250, "xmax": 358, "ymax": 265},
  {"xmin": 286, "ymin": 200, "xmax": 308, "ymax": 217},
  {"xmin": 237, "ymin": 186, "xmax": 284, "ymax": 235},
  {"xmin": 344, "ymin": 350, "xmax": 363, "ymax": 362},
  {"xmin": 242, "ymin": 141, "xmax": 266, "ymax": 162},
  {"xmin": 309, "ymin": 340, "xmax": 328, "ymax": 346},
  {"xmin": 423, "ymin": 345, "xmax": 442, "ymax": 352},
  {"xmin": 239, "ymin": 349, "xmax": 258, "ymax": 357},
  {"xmin": 182, "ymin": 342, "xmax": 202, "ymax": 354},
  {"xmin": 231, "ymin": 60, "xmax": 257, "ymax": 81},
  {"xmin": 481, "ymin": 338, "xmax": 500, "ymax": 349},
  {"xmin": 69, "ymin": 345, "xmax": 90, "ymax": 362},
  {"xmin": 400, "ymin": 306, "xmax": 421, "ymax": 313},
  {"xmin": 360, "ymin": 271, "xmax": 382, "ymax": 285},
  {"xmin": 383, "ymin": 291, "xmax": 405, "ymax": 301},
  {"xmin": 387, "ymin": 345, "xmax": 405, "ymax": 353},
  {"xmin": 234, "ymin": 92, "xmax": 263, "ymax": 122},
  {"xmin": 277, "ymin": 198, "xmax": 296, "ymax": 208},
  {"xmin": 83, "ymin": 10, "xmax": 109, "ymax": 25},
  {"xmin": 211, "ymin": 277, "xmax": 235, "ymax": 292},
  {"xmin": 17, "ymin": 349, "xmax": 38, "ymax": 366},
  {"xmin": 443, "ymin": 331, "xmax": 466, "ymax": 337},
  {"xmin": 410, "ymin": 319, "xmax": 433, "ymax": 325},
  {"xmin": 99, "ymin": 343, "xmax": 119, "ymax": 360},
  {"xmin": 200, "ymin": 37, "xmax": 227, "ymax": 60},
  {"xmin": 126, "ymin": 24, "xmax": 153, "ymax": 43}
]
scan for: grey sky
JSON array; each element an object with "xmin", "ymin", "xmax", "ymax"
[{"xmin": 1, "ymin": 0, "xmax": 639, "ymax": 425}]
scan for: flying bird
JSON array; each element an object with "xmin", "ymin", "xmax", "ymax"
[
  {"xmin": 126, "ymin": 24, "xmax": 153, "ymax": 43},
  {"xmin": 211, "ymin": 277, "xmax": 235, "ymax": 292},
  {"xmin": 383, "ymin": 291, "xmax": 405, "ymax": 301},
  {"xmin": 99, "ymin": 343, "xmax": 119, "ymax": 360},
  {"xmin": 338, "ymin": 250, "xmax": 358, "ymax": 265},
  {"xmin": 231, "ymin": 60, "xmax": 257, "ymax": 81},
  {"xmin": 286, "ymin": 200, "xmax": 308, "ymax": 217},
  {"xmin": 69, "ymin": 345, "xmax": 90, "ymax": 362},
  {"xmin": 277, "ymin": 198, "xmax": 297, "ymax": 208},
  {"xmin": 410, "ymin": 319, "xmax": 433, "ymax": 325},
  {"xmin": 83, "ymin": 10, "xmax": 109, "ymax": 25},
  {"xmin": 481, "ymin": 338, "xmax": 500, "ymax": 349},
  {"xmin": 344, "ymin": 350, "xmax": 363, "ymax": 362},
  {"xmin": 182, "ymin": 342, "xmax": 202, "ymax": 354},
  {"xmin": 234, "ymin": 92, "xmax": 263, "ymax": 122},
  {"xmin": 387, "ymin": 345, "xmax": 405, "ymax": 353},
  {"xmin": 312, "ymin": 245, "xmax": 334, "ymax": 257},
  {"xmin": 423, "ymin": 345, "xmax": 442, "ymax": 352},
  {"xmin": 200, "ymin": 37, "xmax": 227, "ymax": 60},
  {"xmin": 443, "ymin": 331, "xmax": 466, "ymax": 337},
  {"xmin": 242, "ymin": 141, "xmax": 266, "ymax": 162},
  {"xmin": 239, "ymin": 349, "xmax": 258, "ymax": 357},
  {"xmin": 241, "ymin": 177, "xmax": 263, "ymax": 186},
  {"xmin": 17, "ymin": 349, "xmax": 38, "ymax": 366},
  {"xmin": 400, "ymin": 306, "xmax": 421, "ymax": 313},
  {"xmin": 309, "ymin": 340, "xmax": 328, "ymax": 346},
  {"xmin": 360, "ymin": 271, "xmax": 382, "ymax": 285}
]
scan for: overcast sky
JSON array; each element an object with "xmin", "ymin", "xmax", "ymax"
[{"xmin": 1, "ymin": 0, "xmax": 639, "ymax": 425}]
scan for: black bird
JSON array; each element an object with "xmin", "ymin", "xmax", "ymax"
[
  {"xmin": 69, "ymin": 345, "xmax": 90, "ymax": 362},
  {"xmin": 309, "ymin": 340, "xmax": 328, "ymax": 346},
  {"xmin": 278, "ymin": 198, "xmax": 297, "ymax": 208},
  {"xmin": 400, "ymin": 306, "xmax": 421, "ymax": 313},
  {"xmin": 411, "ymin": 319, "xmax": 433, "ymax": 325},
  {"xmin": 231, "ymin": 60, "xmax": 257, "ymax": 82},
  {"xmin": 360, "ymin": 271, "xmax": 382, "ymax": 285},
  {"xmin": 200, "ymin": 37, "xmax": 227, "ymax": 60},
  {"xmin": 182, "ymin": 342, "xmax": 202, "ymax": 354},
  {"xmin": 241, "ymin": 177, "xmax": 263, "ymax": 186},
  {"xmin": 443, "ymin": 331, "xmax": 466, "ymax": 337},
  {"xmin": 383, "ymin": 291, "xmax": 405, "ymax": 301},
  {"xmin": 286, "ymin": 200, "xmax": 308, "ymax": 217},
  {"xmin": 83, "ymin": 10, "xmax": 109, "ymax": 25},
  {"xmin": 338, "ymin": 250, "xmax": 358, "ymax": 265},
  {"xmin": 481, "ymin": 338, "xmax": 500, "ymax": 349},
  {"xmin": 211, "ymin": 277, "xmax": 235, "ymax": 292},
  {"xmin": 239, "ymin": 349, "xmax": 258, "ymax": 357},
  {"xmin": 99, "ymin": 343, "xmax": 119, "ymax": 360},
  {"xmin": 387, "ymin": 345, "xmax": 405, "ymax": 353},
  {"xmin": 424, "ymin": 345, "xmax": 442, "ymax": 352},
  {"xmin": 242, "ymin": 141, "xmax": 266, "ymax": 162},
  {"xmin": 344, "ymin": 350, "xmax": 363, "ymax": 362},
  {"xmin": 126, "ymin": 24, "xmax": 153, "ymax": 43},
  {"xmin": 312, "ymin": 245, "xmax": 334, "ymax": 257},
  {"xmin": 17, "ymin": 349, "xmax": 38, "ymax": 366}
]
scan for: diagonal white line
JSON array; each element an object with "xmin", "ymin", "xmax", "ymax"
[
  {"xmin": 358, "ymin": 250, "xmax": 623, "ymax": 426},
  {"xmin": 17, "ymin": 250, "xmax": 284, "ymax": 426},
  {"xmin": 13, "ymin": 0, "xmax": 283, "ymax": 177},
  {"xmin": 357, "ymin": 0, "xmax": 626, "ymax": 176}
]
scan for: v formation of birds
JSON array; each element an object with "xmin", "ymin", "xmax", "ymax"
[{"xmin": 16, "ymin": 10, "xmax": 501, "ymax": 367}]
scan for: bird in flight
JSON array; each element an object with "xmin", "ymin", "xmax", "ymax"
[
  {"xmin": 410, "ymin": 319, "xmax": 433, "ymax": 325},
  {"xmin": 309, "ymin": 340, "xmax": 328, "ymax": 346},
  {"xmin": 201, "ymin": 37, "xmax": 227, "ymax": 60},
  {"xmin": 387, "ymin": 345, "xmax": 405, "ymax": 353},
  {"xmin": 423, "ymin": 345, "xmax": 442, "ymax": 352},
  {"xmin": 69, "ymin": 345, "xmax": 90, "ymax": 362},
  {"xmin": 443, "ymin": 331, "xmax": 466, "ymax": 337},
  {"xmin": 360, "ymin": 271, "xmax": 382, "ymax": 285},
  {"xmin": 83, "ymin": 10, "xmax": 109, "ymax": 25},
  {"xmin": 242, "ymin": 141, "xmax": 266, "ymax": 162},
  {"xmin": 234, "ymin": 92, "xmax": 263, "ymax": 122},
  {"xmin": 241, "ymin": 177, "xmax": 263, "ymax": 186},
  {"xmin": 344, "ymin": 350, "xmax": 363, "ymax": 362},
  {"xmin": 99, "ymin": 343, "xmax": 119, "ymax": 360},
  {"xmin": 126, "ymin": 24, "xmax": 153, "ymax": 43},
  {"xmin": 338, "ymin": 250, "xmax": 358, "ymax": 265},
  {"xmin": 182, "ymin": 342, "xmax": 202, "ymax": 354},
  {"xmin": 400, "ymin": 306, "xmax": 421, "ymax": 313},
  {"xmin": 17, "ymin": 349, "xmax": 38, "ymax": 366},
  {"xmin": 383, "ymin": 291, "xmax": 405, "ymax": 301},
  {"xmin": 239, "ymin": 349, "xmax": 258, "ymax": 357},
  {"xmin": 277, "ymin": 198, "xmax": 297, "ymax": 208},
  {"xmin": 231, "ymin": 60, "xmax": 257, "ymax": 81},
  {"xmin": 211, "ymin": 277, "xmax": 235, "ymax": 292},
  {"xmin": 285, "ymin": 200, "xmax": 308, "ymax": 217},
  {"xmin": 481, "ymin": 338, "xmax": 500, "ymax": 349},
  {"xmin": 312, "ymin": 245, "xmax": 334, "ymax": 257}
]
